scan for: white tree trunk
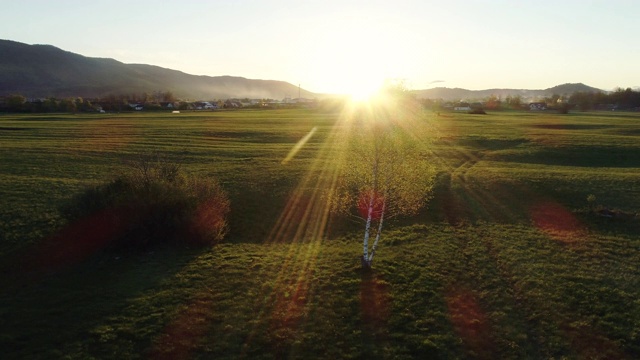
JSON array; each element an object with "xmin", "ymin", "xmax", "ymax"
[
  {"xmin": 367, "ymin": 199, "xmax": 386, "ymax": 265},
  {"xmin": 362, "ymin": 159, "xmax": 379, "ymax": 268},
  {"xmin": 362, "ymin": 191, "xmax": 375, "ymax": 264}
]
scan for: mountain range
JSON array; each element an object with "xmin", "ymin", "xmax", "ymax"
[
  {"xmin": 412, "ymin": 83, "xmax": 604, "ymax": 101},
  {"xmin": 0, "ymin": 39, "xmax": 605, "ymax": 101}
]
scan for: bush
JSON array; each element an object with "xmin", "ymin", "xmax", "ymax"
[{"xmin": 61, "ymin": 152, "xmax": 230, "ymax": 250}]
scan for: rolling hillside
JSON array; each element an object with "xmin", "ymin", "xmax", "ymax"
[
  {"xmin": 1, "ymin": 39, "xmax": 606, "ymax": 101},
  {"xmin": 0, "ymin": 40, "xmax": 317, "ymax": 100}
]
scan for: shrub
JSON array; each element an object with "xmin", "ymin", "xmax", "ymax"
[{"xmin": 61, "ymin": 152, "xmax": 230, "ymax": 250}]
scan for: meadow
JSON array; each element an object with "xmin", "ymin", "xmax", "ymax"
[{"xmin": 0, "ymin": 108, "xmax": 639, "ymax": 359}]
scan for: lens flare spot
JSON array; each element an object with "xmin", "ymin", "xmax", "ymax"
[
  {"xmin": 358, "ymin": 190, "xmax": 385, "ymax": 221},
  {"xmin": 445, "ymin": 288, "xmax": 496, "ymax": 357},
  {"xmin": 530, "ymin": 200, "xmax": 586, "ymax": 242}
]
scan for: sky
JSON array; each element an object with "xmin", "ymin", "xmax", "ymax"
[{"xmin": 2, "ymin": 0, "xmax": 639, "ymax": 95}]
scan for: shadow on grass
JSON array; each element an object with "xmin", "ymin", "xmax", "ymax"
[
  {"xmin": 0, "ymin": 222, "xmax": 205, "ymax": 359},
  {"xmin": 357, "ymin": 268, "xmax": 393, "ymax": 358},
  {"xmin": 417, "ymin": 170, "xmax": 535, "ymax": 226},
  {"xmin": 575, "ymin": 210, "xmax": 640, "ymax": 236},
  {"xmin": 498, "ymin": 146, "xmax": 640, "ymax": 168}
]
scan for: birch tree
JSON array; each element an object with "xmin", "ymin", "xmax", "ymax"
[{"xmin": 331, "ymin": 102, "xmax": 435, "ymax": 269}]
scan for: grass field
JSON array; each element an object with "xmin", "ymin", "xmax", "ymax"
[{"xmin": 0, "ymin": 108, "xmax": 639, "ymax": 359}]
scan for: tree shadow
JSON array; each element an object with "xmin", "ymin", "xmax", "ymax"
[
  {"xmin": 0, "ymin": 221, "xmax": 205, "ymax": 358},
  {"xmin": 359, "ymin": 268, "xmax": 391, "ymax": 357}
]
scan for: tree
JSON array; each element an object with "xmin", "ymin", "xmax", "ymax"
[
  {"xmin": 42, "ymin": 97, "xmax": 59, "ymax": 112},
  {"xmin": 162, "ymin": 91, "xmax": 176, "ymax": 103},
  {"xmin": 330, "ymin": 91, "xmax": 435, "ymax": 269},
  {"xmin": 6, "ymin": 94, "xmax": 26, "ymax": 112},
  {"xmin": 557, "ymin": 101, "xmax": 571, "ymax": 114},
  {"xmin": 569, "ymin": 91, "xmax": 595, "ymax": 111},
  {"xmin": 140, "ymin": 92, "xmax": 151, "ymax": 104},
  {"xmin": 505, "ymin": 94, "xmax": 522, "ymax": 109},
  {"xmin": 484, "ymin": 94, "xmax": 502, "ymax": 110},
  {"xmin": 610, "ymin": 87, "xmax": 640, "ymax": 109},
  {"xmin": 59, "ymin": 98, "xmax": 77, "ymax": 113}
]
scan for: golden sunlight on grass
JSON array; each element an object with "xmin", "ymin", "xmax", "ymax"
[
  {"xmin": 236, "ymin": 113, "xmax": 356, "ymax": 353},
  {"xmin": 4, "ymin": 110, "xmax": 640, "ymax": 358},
  {"xmin": 248, "ymin": 95, "xmax": 432, "ymax": 348},
  {"xmin": 269, "ymin": 109, "xmax": 353, "ymax": 246}
]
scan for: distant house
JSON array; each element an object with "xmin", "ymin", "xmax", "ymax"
[
  {"xmin": 193, "ymin": 101, "xmax": 218, "ymax": 110},
  {"xmin": 224, "ymin": 99, "xmax": 242, "ymax": 108},
  {"xmin": 454, "ymin": 102, "xmax": 471, "ymax": 111},
  {"xmin": 202, "ymin": 101, "xmax": 218, "ymax": 110},
  {"xmin": 529, "ymin": 102, "xmax": 546, "ymax": 111},
  {"xmin": 295, "ymin": 98, "xmax": 316, "ymax": 105}
]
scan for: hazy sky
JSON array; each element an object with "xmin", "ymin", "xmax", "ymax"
[{"xmin": 2, "ymin": 0, "xmax": 639, "ymax": 95}]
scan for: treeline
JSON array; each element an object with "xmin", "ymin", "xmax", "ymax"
[
  {"xmin": 422, "ymin": 87, "xmax": 640, "ymax": 112},
  {"xmin": 568, "ymin": 87, "xmax": 640, "ymax": 111},
  {"xmin": 0, "ymin": 91, "xmax": 179, "ymax": 113},
  {"xmin": 0, "ymin": 94, "xmax": 94, "ymax": 113}
]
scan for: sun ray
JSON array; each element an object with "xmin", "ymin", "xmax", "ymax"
[
  {"xmin": 281, "ymin": 126, "xmax": 317, "ymax": 165},
  {"xmin": 239, "ymin": 106, "xmax": 358, "ymax": 352}
]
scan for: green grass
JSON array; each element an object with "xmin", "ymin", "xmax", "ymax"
[{"xmin": 1, "ymin": 109, "xmax": 639, "ymax": 359}]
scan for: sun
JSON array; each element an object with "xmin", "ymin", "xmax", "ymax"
[
  {"xmin": 310, "ymin": 61, "xmax": 387, "ymax": 103},
  {"xmin": 303, "ymin": 24, "xmax": 397, "ymax": 102},
  {"xmin": 345, "ymin": 77, "xmax": 384, "ymax": 102}
]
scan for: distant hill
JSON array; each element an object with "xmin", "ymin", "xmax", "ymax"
[
  {"xmin": 413, "ymin": 83, "xmax": 605, "ymax": 101},
  {"xmin": 0, "ymin": 39, "xmax": 607, "ymax": 102},
  {"xmin": 0, "ymin": 40, "xmax": 317, "ymax": 100}
]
